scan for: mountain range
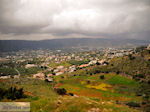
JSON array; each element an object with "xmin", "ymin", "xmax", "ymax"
[{"xmin": 0, "ymin": 38, "xmax": 149, "ymax": 52}]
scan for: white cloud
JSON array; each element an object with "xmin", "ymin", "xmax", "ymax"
[{"xmin": 0, "ymin": 0, "xmax": 150, "ymax": 40}]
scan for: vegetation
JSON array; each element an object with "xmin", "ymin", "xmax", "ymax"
[
  {"xmin": 100, "ymin": 75, "xmax": 105, "ymax": 79},
  {"xmin": 0, "ymin": 87, "xmax": 26, "ymax": 100},
  {"xmin": 17, "ymin": 67, "xmax": 43, "ymax": 75},
  {"xmin": 0, "ymin": 67, "xmax": 43, "ymax": 76},
  {"xmin": 0, "ymin": 67, "xmax": 18, "ymax": 76},
  {"xmin": 0, "ymin": 48, "xmax": 150, "ymax": 111},
  {"xmin": 54, "ymin": 88, "xmax": 67, "ymax": 95},
  {"xmin": 48, "ymin": 61, "xmax": 71, "ymax": 67},
  {"xmin": 68, "ymin": 60, "xmax": 90, "ymax": 65},
  {"xmin": 126, "ymin": 102, "xmax": 140, "ymax": 108}
]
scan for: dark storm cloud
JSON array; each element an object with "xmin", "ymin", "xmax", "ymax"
[{"xmin": 0, "ymin": 0, "xmax": 150, "ymax": 40}]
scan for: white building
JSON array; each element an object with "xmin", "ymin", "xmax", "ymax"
[
  {"xmin": 33, "ymin": 73, "xmax": 45, "ymax": 80},
  {"xmin": 89, "ymin": 60, "xmax": 97, "ymax": 65},
  {"xmin": 0, "ymin": 75, "xmax": 10, "ymax": 79},
  {"xmin": 55, "ymin": 72, "xmax": 64, "ymax": 76},
  {"xmin": 147, "ymin": 44, "xmax": 150, "ymax": 50},
  {"xmin": 25, "ymin": 64, "xmax": 37, "ymax": 68}
]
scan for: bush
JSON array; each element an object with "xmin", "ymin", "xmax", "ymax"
[
  {"xmin": 61, "ymin": 76, "xmax": 64, "ymax": 79},
  {"xmin": 86, "ymin": 80, "xmax": 91, "ymax": 84},
  {"xmin": 6, "ymin": 87, "xmax": 25, "ymax": 100},
  {"xmin": 100, "ymin": 75, "xmax": 105, "ymax": 80},
  {"xmin": 68, "ymin": 93, "xmax": 74, "ymax": 96},
  {"xmin": 0, "ymin": 87, "xmax": 26, "ymax": 100},
  {"xmin": 126, "ymin": 102, "xmax": 140, "ymax": 108},
  {"xmin": 89, "ymin": 73, "xmax": 93, "ymax": 75},
  {"xmin": 128, "ymin": 54, "xmax": 135, "ymax": 60},
  {"xmin": 116, "ymin": 71, "xmax": 120, "ymax": 74},
  {"xmin": 0, "ymin": 88, "xmax": 6, "ymax": 100},
  {"xmin": 135, "ymin": 74, "xmax": 145, "ymax": 78},
  {"xmin": 55, "ymin": 88, "xmax": 67, "ymax": 95}
]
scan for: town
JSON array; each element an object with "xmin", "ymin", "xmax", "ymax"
[{"xmin": 0, "ymin": 47, "xmax": 137, "ymax": 80}]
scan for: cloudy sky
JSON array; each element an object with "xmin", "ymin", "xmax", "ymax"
[{"xmin": 0, "ymin": 0, "xmax": 150, "ymax": 40}]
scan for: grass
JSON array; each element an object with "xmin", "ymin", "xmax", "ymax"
[
  {"xmin": 106, "ymin": 75, "xmax": 138, "ymax": 86},
  {"xmin": 48, "ymin": 61, "xmax": 71, "ymax": 68},
  {"xmin": 1, "ymin": 50, "xmax": 149, "ymax": 112},
  {"xmin": 0, "ymin": 78, "xmax": 58, "ymax": 112},
  {"xmin": 86, "ymin": 83, "xmax": 112, "ymax": 91},
  {"xmin": 55, "ymin": 73, "xmax": 141, "ymax": 102},
  {"xmin": 18, "ymin": 80, "xmax": 58, "ymax": 112},
  {"xmin": 0, "ymin": 72, "xmax": 142, "ymax": 112},
  {"xmin": 55, "ymin": 96, "xmax": 140, "ymax": 112}
]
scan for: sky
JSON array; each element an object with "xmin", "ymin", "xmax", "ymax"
[{"xmin": 0, "ymin": 0, "xmax": 150, "ymax": 40}]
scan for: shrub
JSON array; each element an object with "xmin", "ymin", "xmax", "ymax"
[
  {"xmin": 100, "ymin": 75, "xmax": 105, "ymax": 80},
  {"xmin": 61, "ymin": 76, "xmax": 64, "ymax": 79},
  {"xmin": 68, "ymin": 93, "xmax": 74, "ymax": 96},
  {"xmin": 128, "ymin": 54, "xmax": 135, "ymax": 60},
  {"xmin": 126, "ymin": 102, "xmax": 140, "ymax": 108},
  {"xmin": 6, "ymin": 87, "xmax": 25, "ymax": 100},
  {"xmin": 0, "ymin": 88, "xmax": 6, "ymax": 100},
  {"xmin": 55, "ymin": 88, "xmax": 67, "ymax": 95},
  {"xmin": 116, "ymin": 71, "xmax": 120, "ymax": 74},
  {"xmin": 0, "ymin": 87, "xmax": 26, "ymax": 100},
  {"xmin": 90, "ymin": 73, "xmax": 93, "ymax": 75},
  {"xmin": 136, "ymin": 74, "xmax": 145, "ymax": 78},
  {"xmin": 86, "ymin": 80, "xmax": 91, "ymax": 84}
]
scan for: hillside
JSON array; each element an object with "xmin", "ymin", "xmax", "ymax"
[{"xmin": 0, "ymin": 48, "xmax": 150, "ymax": 112}]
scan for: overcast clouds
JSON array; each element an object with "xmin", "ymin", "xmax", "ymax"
[{"xmin": 0, "ymin": 0, "xmax": 150, "ymax": 40}]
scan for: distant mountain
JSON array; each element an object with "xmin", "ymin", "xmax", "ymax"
[{"xmin": 0, "ymin": 38, "xmax": 149, "ymax": 52}]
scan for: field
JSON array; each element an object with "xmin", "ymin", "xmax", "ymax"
[{"xmin": 0, "ymin": 71, "xmax": 142, "ymax": 112}]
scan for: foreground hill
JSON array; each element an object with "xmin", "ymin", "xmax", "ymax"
[{"xmin": 0, "ymin": 73, "xmax": 141, "ymax": 112}]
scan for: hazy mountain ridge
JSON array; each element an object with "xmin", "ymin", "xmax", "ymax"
[{"xmin": 0, "ymin": 38, "xmax": 149, "ymax": 52}]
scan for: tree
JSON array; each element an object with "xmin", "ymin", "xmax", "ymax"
[
  {"xmin": 100, "ymin": 75, "xmax": 105, "ymax": 79},
  {"xmin": 128, "ymin": 54, "xmax": 135, "ymax": 60},
  {"xmin": 0, "ymin": 88, "xmax": 6, "ymax": 100},
  {"xmin": 55, "ymin": 88, "xmax": 67, "ymax": 95},
  {"xmin": 4, "ymin": 87, "xmax": 25, "ymax": 100},
  {"xmin": 116, "ymin": 71, "xmax": 120, "ymax": 74}
]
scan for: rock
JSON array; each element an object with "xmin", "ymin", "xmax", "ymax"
[
  {"xmin": 74, "ymin": 94, "xmax": 79, "ymax": 97},
  {"xmin": 57, "ymin": 100, "xmax": 62, "ymax": 105},
  {"xmin": 87, "ymin": 108, "xmax": 101, "ymax": 112},
  {"xmin": 101, "ymin": 102, "xmax": 105, "ymax": 105}
]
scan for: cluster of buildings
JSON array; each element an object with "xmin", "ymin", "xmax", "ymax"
[
  {"xmin": 0, "ymin": 47, "xmax": 142, "ymax": 80},
  {"xmin": 31, "ymin": 59, "xmax": 109, "ymax": 81},
  {"xmin": 0, "ymin": 74, "xmax": 20, "ymax": 79},
  {"xmin": 104, "ymin": 48, "xmax": 135, "ymax": 58}
]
